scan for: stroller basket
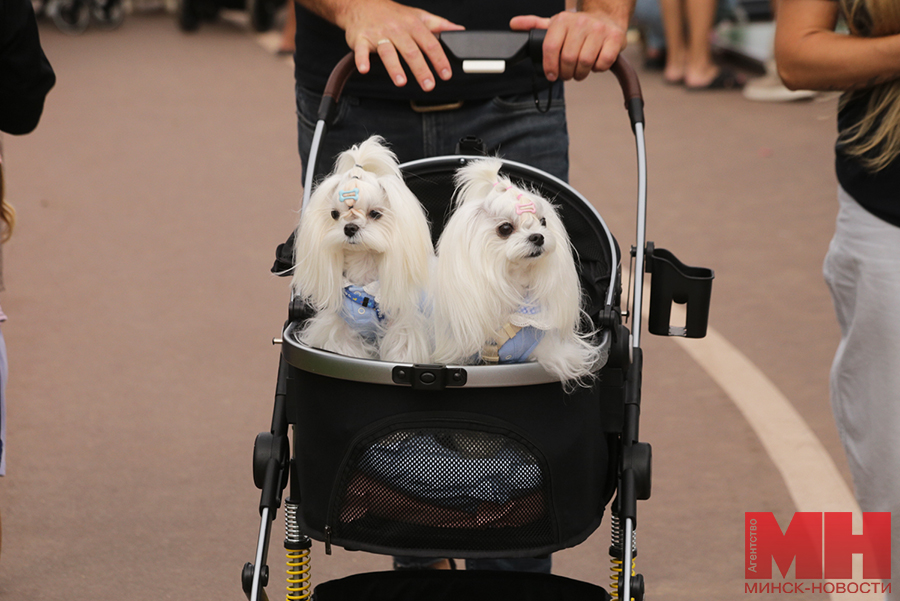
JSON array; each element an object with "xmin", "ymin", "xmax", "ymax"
[{"xmin": 285, "ymin": 366, "xmax": 620, "ymax": 559}]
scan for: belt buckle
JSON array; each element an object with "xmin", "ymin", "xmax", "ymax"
[{"xmin": 410, "ymin": 100, "xmax": 464, "ymax": 113}]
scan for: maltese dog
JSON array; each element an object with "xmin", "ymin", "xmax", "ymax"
[
  {"xmin": 291, "ymin": 136, "xmax": 433, "ymax": 363},
  {"xmin": 432, "ymin": 158, "xmax": 602, "ymax": 386}
]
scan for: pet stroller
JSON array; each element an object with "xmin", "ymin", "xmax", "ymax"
[{"xmin": 243, "ymin": 31, "xmax": 714, "ymax": 601}]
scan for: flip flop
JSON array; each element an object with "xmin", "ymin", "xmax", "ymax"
[{"xmin": 686, "ymin": 69, "xmax": 746, "ymax": 91}]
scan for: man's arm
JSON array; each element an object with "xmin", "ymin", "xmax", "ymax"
[
  {"xmin": 509, "ymin": 0, "xmax": 635, "ymax": 81},
  {"xmin": 296, "ymin": 0, "xmax": 463, "ymax": 92},
  {"xmin": 775, "ymin": 0, "xmax": 900, "ymax": 91}
]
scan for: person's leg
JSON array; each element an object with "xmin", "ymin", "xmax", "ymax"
[
  {"xmin": 296, "ymin": 86, "xmax": 427, "ymax": 183},
  {"xmin": 0, "ymin": 325, "xmax": 7, "ymax": 561},
  {"xmin": 682, "ymin": 0, "xmax": 720, "ymax": 87},
  {"xmin": 465, "ymin": 556, "xmax": 552, "ymax": 573},
  {"xmin": 278, "ymin": 0, "xmax": 296, "ymax": 54},
  {"xmin": 659, "ymin": 0, "xmax": 687, "ymax": 83},
  {"xmin": 393, "ymin": 556, "xmax": 454, "ymax": 570},
  {"xmin": 297, "ymin": 84, "xmax": 568, "ymax": 182},
  {"xmin": 425, "ymin": 87, "xmax": 569, "ymax": 181},
  {"xmin": 823, "ymin": 187, "xmax": 900, "ymax": 599}
]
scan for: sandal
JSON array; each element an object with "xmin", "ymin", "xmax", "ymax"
[{"xmin": 685, "ymin": 69, "xmax": 746, "ymax": 91}]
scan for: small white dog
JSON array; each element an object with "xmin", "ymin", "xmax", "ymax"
[
  {"xmin": 291, "ymin": 136, "xmax": 433, "ymax": 363},
  {"xmin": 432, "ymin": 158, "xmax": 602, "ymax": 386}
]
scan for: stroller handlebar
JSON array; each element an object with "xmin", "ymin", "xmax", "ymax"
[{"xmin": 317, "ymin": 30, "xmax": 644, "ymax": 128}]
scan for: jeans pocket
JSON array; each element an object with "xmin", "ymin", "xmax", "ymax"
[
  {"xmin": 491, "ymin": 89, "xmax": 565, "ymax": 113},
  {"xmin": 296, "ymin": 85, "xmax": 351, "ymax": 133}
]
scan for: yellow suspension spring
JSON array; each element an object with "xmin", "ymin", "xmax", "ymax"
[
  {"xmin": 286, "ymin": 547, "xmax": 311, "ymax": 601},
  {"xmin": 285, "ymin": 499, "xmax": 312, "ymax": 601},
  {"xmin": 609, "ymin": 556, "xmax": 637, "ymax": 601}
]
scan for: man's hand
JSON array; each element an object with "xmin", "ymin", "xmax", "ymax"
[
  {"xmin": 510, "ymin": 2, "xmax": 631, "ymax": 81},
  {"xmin": 336, "ymin": 0, "xmax": 464, "ymax": 91}
]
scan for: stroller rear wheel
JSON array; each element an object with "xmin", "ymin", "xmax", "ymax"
[{"xmin": 52, "ymin": 0, "xmax": 90, "ymax": 34}]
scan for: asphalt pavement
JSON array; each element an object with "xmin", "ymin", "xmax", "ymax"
[{"xmin": 0, "ymin": 10, "xmax": 856, "ymax": 600}]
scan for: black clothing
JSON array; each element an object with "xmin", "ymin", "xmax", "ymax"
[
  {"xmin": 835, "ymin": 92, "xmax": 900, "ymax": 228},
  {"xmin": 1, "ymin": 0, "xmax": 56, "ymax": 135},
  {"xmin": 293, "ymin": 0, "xmax": 564, "ymax": 102}
]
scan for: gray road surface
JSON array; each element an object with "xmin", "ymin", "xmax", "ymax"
[{"xmin": 0, "ymin": 11, "xmax": 852, "ymax": 600}]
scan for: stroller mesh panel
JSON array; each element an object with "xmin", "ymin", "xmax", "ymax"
[{"xmin": 332, "ymin": 427, "xmax": 555, "ymax": 553}]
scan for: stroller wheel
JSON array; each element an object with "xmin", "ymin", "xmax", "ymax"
[
  {"xmin": 52, "ymin": 0, "xmax": 90, "ymax": 33},
  {"xmin": 91, "ymin": 0, "xmax": 124, "ymax": 29},
  {"xmin": 175, "ymin": 0, "xmax": 200, "ymax": 31},
  {"xmin": 247, "ymin": 0, "xmax": 276, "ymax": 32}
]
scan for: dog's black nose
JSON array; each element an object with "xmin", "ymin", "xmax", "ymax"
[
  {"xmin": 529, "ymin": 233, "xmax": 544, "ymax": 247},
  {"xmin": 344, "ymin": 223, "xmax": 359, "ymax": 237}
]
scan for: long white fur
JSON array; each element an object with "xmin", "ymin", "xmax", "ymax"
[
  {"xmin": 433, "ymin": 158, "xmax": 601, "ymax": 387},
  {"xmin": 291, "ymin": 136, "xmax": 433, "ymax": 362}
]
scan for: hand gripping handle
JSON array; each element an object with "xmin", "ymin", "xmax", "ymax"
[{"xmin": 315, "ymin": 30, "xmax": 644, "ymax": 128}]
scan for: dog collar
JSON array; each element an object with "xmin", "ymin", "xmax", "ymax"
[{"xmin": 342, "ymin": 285, "xmax": 384, "ymax": 321}]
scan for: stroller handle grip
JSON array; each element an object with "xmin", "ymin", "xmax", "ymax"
[{"xmin": 317, "ymin": 31, "xmax": 644, "ymax": 127}]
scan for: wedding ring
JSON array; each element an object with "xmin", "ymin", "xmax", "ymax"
[{"xmin": 376, "ymin": 39, "xmax": 391, "ymax": 46}]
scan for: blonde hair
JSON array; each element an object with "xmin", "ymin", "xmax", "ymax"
[
  {"xmin": 0, "ymin": 160, "xmax": 14, "ymax": 244},
  {"xmin": 838, "ymin": 0, "xmax": 900, "ymax": 172}
]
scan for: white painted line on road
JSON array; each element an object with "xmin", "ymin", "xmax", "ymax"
[{"xmin": 663, "ymin": 301, "xmax": 868, "ymax": 599}]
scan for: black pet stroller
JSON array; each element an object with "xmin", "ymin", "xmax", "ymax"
[{"xmin": 243, "ymin": 31, "xmax": 715, "ymax": 601}]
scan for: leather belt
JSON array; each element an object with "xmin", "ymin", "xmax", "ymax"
[{"xmin": 409, "ymin": 100, "xmax": 464, "ymax": 113}]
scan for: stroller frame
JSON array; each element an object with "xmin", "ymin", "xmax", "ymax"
[{"xmin": 244, "ymin": 31, "xmax": 713, "ymax": 601}]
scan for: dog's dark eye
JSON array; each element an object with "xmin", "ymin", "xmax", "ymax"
[
  {"xmin": 540, "ymin": 217, "xmax": 547, "ymax": 227},
  {"xmin": 331, "ymin": 210, "xmax": 340, "ymax": 220},
  {"xmin": 369, "ymin": 210, "xmax": 383, "ymax": 220},
  {"xmin": 497, "ymin": 222, "xmax": 514, "ymax": 238}
]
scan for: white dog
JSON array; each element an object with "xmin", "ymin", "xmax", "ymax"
[
  {"xmin": 291, "ymin": 136, "xmax": 433, "ymax": 363},
  {"xmin": 432, "ymin": 158, "xmax": 602, "ymax": 386}
]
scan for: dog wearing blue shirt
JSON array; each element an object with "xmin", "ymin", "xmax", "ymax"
[
  {"xmin": 432, "ymin": 159, "xmax": 601, "ymax": 388},
  {"xmin": 291, "ymin": 136, "xmax": 433, "ymax": 363}
]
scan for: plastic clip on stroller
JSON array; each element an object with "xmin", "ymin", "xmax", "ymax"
[{"xmin": 247, "ymin": 31, "xmax": 713, "ymax": 601}]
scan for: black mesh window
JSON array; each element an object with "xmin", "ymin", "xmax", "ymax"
[{"xmin": 331, "ymin": 427, "xmax": 555, "ymax": 554}]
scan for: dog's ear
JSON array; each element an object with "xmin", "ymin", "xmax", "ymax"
[
  {"xmin": 454, "ymin": 158, "xmax": 503, "ymax": 206},
  {"xmin": 433, "ymin": 201, "xmax": 516, "ymax": 362},
  {"xmin": 374, "ymin": 174, "xmax": 434, "ymax": 315},
  {"xmin": 292, "ymin": 177, "xmax": 345, "ymax": 311},
  {"xmin": 529, "ymin": 202, "xmax": 582, "ymax": 331}
]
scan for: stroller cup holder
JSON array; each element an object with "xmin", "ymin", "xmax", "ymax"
[{"xmin": 645, "ymin": 242, "xmax": 714, "ymax": 338}]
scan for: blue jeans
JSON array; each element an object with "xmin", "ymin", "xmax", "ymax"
[
  {"xmin": 295, "ymin": 83, "xmax": 565, "ymax": 575},
  {"xmin": 296, "ymin": 84, "xmax": 569, "ymax": 183}
]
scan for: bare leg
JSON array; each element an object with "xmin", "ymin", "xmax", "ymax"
[
  {"xmin": 277, "ymin": 0, "xmax": 295, "ymax": 54},
  {"xmin": 683, "ymin": 0, "xmax": 720, "ymax": 87},
  {"xmin": 660, "ymin": 0, "xmax": 687, "ymax": 83}
]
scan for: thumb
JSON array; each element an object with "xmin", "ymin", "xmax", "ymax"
[{"xmin": 509, "ymin": 15, "xmax": 550, "ymax": 31}]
